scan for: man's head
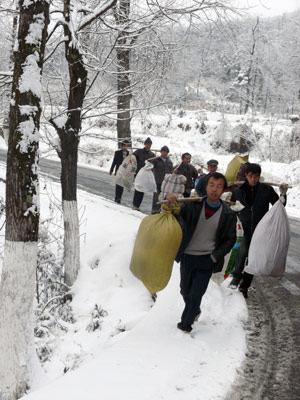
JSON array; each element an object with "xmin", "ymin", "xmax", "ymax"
[
  {"xmin": 121, "ymin": 139, "xmax": 130, "ymax": 150},
  {"xmin": 207, "ymin": 159, "xmax": 218, "ymax": 174},
  {"xmin": 206, "ymin": 172, "xmax": 227, "ymax": 203},
  {"xmin": 160, "ymin": 145, "xmax": 169, "ymax": 158},
  {"xmin": 245, "ymin": 163, "xmax": 261, "ymax": 187},
  {"xmin": 181, "ymin": 152, "xmax": 191, "ymax": 165},
  {"xmin": 144, "ymin": 137, "xmax": 152, "ymax": 151}
]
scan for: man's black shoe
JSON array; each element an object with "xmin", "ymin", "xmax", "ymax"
[
  {"xmin": 115, "ymin": 199, "xmax": 121, "ymax": 204},
  {"xmin": 229, "ymin": 278, "xmax": 240, "ymax": 289},
  {"xmin": 239, "ymin": 287, "xmax": 248, "ymax": 298},
  {"xmin": 177, "ymin": 322, "xmax": 192, "ymax": 333}
]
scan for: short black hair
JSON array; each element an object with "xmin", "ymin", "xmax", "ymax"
[
  {"xmin": 206, "ymin": 172, "xmax": 228, "ymax": 190},
  {"xmin": 245, "ymin": 163, "xmax": 261, "ymax": 175},
  {"xmin": 181, "ymin": 152, "xmax": 191, "ymax": 160}
]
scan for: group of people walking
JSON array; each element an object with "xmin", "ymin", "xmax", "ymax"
[
  {"xmin": 109, "ymin": 136, "xmax": 219, "ymax": 214},
  {"xmin": 110, "ymin": 137, "xmax": 289, "ymax": 334}
]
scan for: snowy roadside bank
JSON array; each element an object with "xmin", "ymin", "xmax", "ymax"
[{"xmin": 4, "ymin": 179, "xmax": 246, "ymax": 400}]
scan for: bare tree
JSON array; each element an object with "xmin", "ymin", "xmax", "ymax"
[
  {"xmin": 49, "ymin": 0, "xmax": 118, "ymax": 286},
  {"xmin": 0, "ymin": 1, "xmax": 49, "ymax": 398}
]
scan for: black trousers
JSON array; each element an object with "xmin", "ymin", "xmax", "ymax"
[
  {"xmin": 231, "ymin": 230, "xmax": 254, "ymax": 289},
  {"xmin": 152, "ymin": 183, "xmax": 161, "ymax": 213},
  {"xmin": 180, "ymin": 254, "xmax": 215, "ymax": 327},
  {"xmin": 115, "ymin": 184, "xmax": 124, "ymax": 202},
  {"xmin": 133, "ymin": 189, "xmax": 144, "ymax": 208}
]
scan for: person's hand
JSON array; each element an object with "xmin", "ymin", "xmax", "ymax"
[
  {"xmin": 279, "ymin": 183, "xmax": 288, "ymax": 195},
  {"xmin": 166, "ymin": 193, "xmax": 177, "ymax": 204}
]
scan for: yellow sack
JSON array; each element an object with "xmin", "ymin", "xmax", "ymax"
[
  {"xmin": 225, "ymin": 155, "xmax": 249, "ymax": 182},
  {"xmin": 130, "ymin": 204, "xmax": 182, "ymax": 294}
]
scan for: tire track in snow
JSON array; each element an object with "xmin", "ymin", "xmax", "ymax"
[{"xmin": 225, "ymin": 275, "xmax": 300, "ymax": 400}]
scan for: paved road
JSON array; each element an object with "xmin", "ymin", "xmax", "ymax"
[{"xmin": 1, "ymin": 149, "xmax": 300, "ymax": 398}]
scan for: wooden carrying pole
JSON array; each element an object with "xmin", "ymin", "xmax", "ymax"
[
  {"xmin": 159, "ymin": 197, "xmax": 236, "ymax": 206},
  {"xmin": 228, "ymin": 181, "xmax": 292, "ymax": 188}
]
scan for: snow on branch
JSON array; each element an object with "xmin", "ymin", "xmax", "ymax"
[{"xmin": 78, "ymin": 0, "xmax": 118, "ymax": 32}]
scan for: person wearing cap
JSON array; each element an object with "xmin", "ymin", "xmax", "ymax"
[
  {"xmin": 132, "ymin": 137, "xmax": 155, "ymax": 211},
  {"xmin": 196, "ymin": 159, "xmax": 219, "ymax": 197},
  {"xmin": 174, "ymin": 153, "xmax": 198, "ymax": 198},
  {"xmin": 151, "ymin": 145, "xmax": 173, "ymax": 214},
  {"xmin": 109, "ymin": 140, "xmax": 130, "ymax": 203}
]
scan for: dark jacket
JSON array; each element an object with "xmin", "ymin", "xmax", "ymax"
[
  {"xmin": 231, "ymin": 181, "xmax": 279, "ymax": 235},
  {"xmin": 152, "ymin": 157, "xmax": 173, "ymax": 184},
  {"xmin": 174, "ymin": 163, "xmax": 198, "ymax": 193},
  {"xmin": 110, "ymin": 149, "xmax": 129, "ymax": 175},
  {"xmin": 175, "ymin": 198, "xmax": 237, "ymax": 273},
  {"xmin": 133, "ymin": 148, "xmax": 155, "ymax": 173},
  {"xmin": 196, "ymin": 173, "xmax": 209, "ymax": 196}
]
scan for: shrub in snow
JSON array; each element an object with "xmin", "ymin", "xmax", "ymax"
[
  {"xmin": 34, "ymin": 199, "xmax": 76, "ymax": 363},
  {"xmin": 86, "ymin": 304, "xmax": 108, "ymax": 332},
  {"xmin": 200, "ymin": 121, "xmax": 207, "ymax": 134},
  {"xmin": 177, "ymin": 122, "xmax": 191, "ymax": 131},
  {"xmin": 177, "ymin": 108, "xmax": 186, "ymax": 118}
]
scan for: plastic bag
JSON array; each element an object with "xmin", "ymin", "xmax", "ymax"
[
  {"xmin": 130, "ymin": 204, "xmax": 182, "ymax": 294},
  {"xmin": 134, "ymin": 162, "xmax": 157, "ymax": 193},
  {"xmin": 224, "ymin": 218, "xmax": 244, "ymax": 279},
  {"xmin": 115, "ymin": 154, "xmax": 137, "ymax": 191},
  {"xmin": 158, "ymin": 173, "xmax": 186, "ymax": 201},
  {"xmin": 225, "ymin": 155, "xmax": 249, "ymax": 182},
  {"xmin": 245, "ymin": 200, "xmax": 290, "ymax": 276}
]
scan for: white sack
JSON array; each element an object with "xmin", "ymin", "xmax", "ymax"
[
  {"xmin": 115, "ymin": 154, "xmax": 137, "ymax": 191},
  {"xmin": 134, "ymin": 162, "xmax": 157, "ymax": 193},
  {"xmin": 245, "ymin": 199, "xmax": 290, "ymax": 276}
]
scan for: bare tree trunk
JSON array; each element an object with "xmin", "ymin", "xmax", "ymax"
[
  {"xmin": 244, "ymin": 18, "xmax": 259, "ymax": 114},
  {"xmin": 0, "ymin": 0, "xmax": 49, "ymax": 398},
  {"xmin": 115, "ymin": 0, "xmax": 132, "ymax": 146},
  {"xmin": 50, "ymin": 0, "xmax": 117, "ymax": 286}
]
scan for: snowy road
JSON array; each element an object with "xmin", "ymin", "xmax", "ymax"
[{"xmin": 0, "ymin": 150, "xmax": 299, "ymax": 399}]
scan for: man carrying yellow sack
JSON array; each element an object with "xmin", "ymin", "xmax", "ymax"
[{"xmin": 166, "ymin": 172, "xmax": 237, "ymax": 333}]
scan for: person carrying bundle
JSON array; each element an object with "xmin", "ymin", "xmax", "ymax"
[
  {"xmin": 109, "ymin": 140, "xmax": 130, "ymax": 203},
  {"xmin": 132, "ymin": 137, "xmax": 155, "ymax": 211},
  {"xmin": 229, "ymin": 163, "xmax": 288, "ymax": 298},
  {"xmin": 174, "ymin": 153, "xmax": 198, "ymax": 198},
  {"xmin": 166, "ymin": 172, "xmax": 237, "ymax": 333},
  {"xmin": 151, "ymin": 146, "xmax": 173, "ymax": 214}
]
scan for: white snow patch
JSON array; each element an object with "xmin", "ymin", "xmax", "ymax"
[
  {"xmin": 18, "ymin": 118, "xmax": 39, "ymax": 153},
  {"xmin": 19, "ymin": 53, "xmax": 42, "ymax": 98},
  {"xmin": 26, "ymin": 13, "xmax": 45, "ymax": 46}
]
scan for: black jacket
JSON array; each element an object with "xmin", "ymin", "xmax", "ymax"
[
  {"xmin": 133, "ymin": 148, "xmax": 155, "ymax": 173},
  {"xmin": 110, "ymin": 149, "xmax": 129, "ymax": 175},
  {"xmin": 174, "ymin": 163, "xmax": 198, "ymax": 193},
  {"xmin": 175, "ymin": 198, "xmax": 237, "ymax": 273},
  {"xmin": 152, "ymin": 157, "xmax": 173, "ymax": 184},
  {"xmin": 231, "ymin": 181, "xmax": 279, "ymax": 235},
  {"xmin": 196, "ymin": 173, "xmax": 209, "ymax": 196}
]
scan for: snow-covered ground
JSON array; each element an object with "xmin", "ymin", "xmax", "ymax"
[
  {"xmin": 0, "ymin": 108, "xmax": 299, "ymax": 399},
  {"xmin": 26, "ymin": 180, "xmax": 248, "ymax": 400}
]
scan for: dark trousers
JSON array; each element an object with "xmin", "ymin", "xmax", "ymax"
[
  {"xmin": 115, "ymin": 184, "xmax": 124, "ymax": 202},
  {"xmin": 180, "ymin": 254, "xmax": 215, "ymax": 327},
  {"xmin": 152, "ymin": 183, "xmax": 161, "ymax": 213},
  {"xmin": 133, "ymin": 189, "xmax": 144, "ymax": 208},
  {"xmin": 231, "ymin": 231, "xmax": 254, "ymax": 289}
]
